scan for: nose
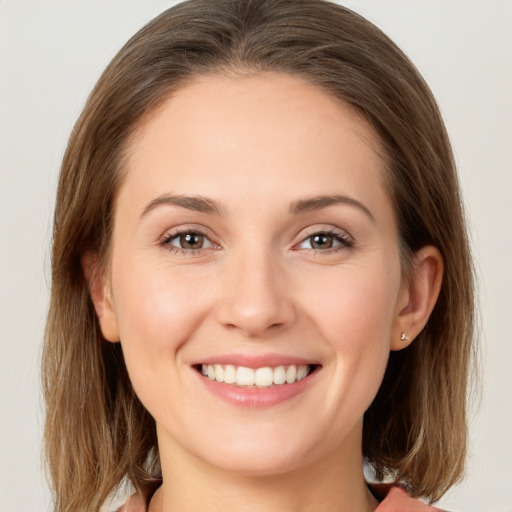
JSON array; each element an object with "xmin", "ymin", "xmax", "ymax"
[{"xmin": 215, "ymin": 248, "xmax": 296, "ymax": 339}]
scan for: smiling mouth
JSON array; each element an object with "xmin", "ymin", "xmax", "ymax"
[{"xmin": 194, "ymin": 364, "xmax": 320, "ymax": 388}]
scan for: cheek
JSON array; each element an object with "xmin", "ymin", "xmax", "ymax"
[
  {"xmin": 303, "ymin": 261, "xmax": 400, "ymax": 410},
  {"xmin": 110, "ymin": 259, "xmax": 214, "ymax": 401},
  {"xmin": 305, "ymin": 260, "xmax": 400, "ymax": 342},
  {"xmin": 113, "ymin": 258, "xmax": 211, "ymax": 345}
]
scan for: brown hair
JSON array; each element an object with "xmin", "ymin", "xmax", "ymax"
[{"xmin": 43, "ymin": 1, "xmax": 476, "ymax": 510}]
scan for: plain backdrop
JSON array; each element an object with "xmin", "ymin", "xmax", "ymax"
[{"xmin": 1, "ymin": 1, "xmax": 511, "ymax": 511}]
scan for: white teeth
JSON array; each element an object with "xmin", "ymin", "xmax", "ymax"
[
  {"xmin": 254, "ymin": 367, "xmax": 273, "ymax": 387},
  {"xmin": 224, "ymin": 364, "xmax": 236, "ymax": 384},
  {"xmin": 236, "ymin": 366, "xmax": 255, "ymax": 386},
  {"xmin": 285, "ymin": 365, "xmax": 297, "ymax": 384},
  {"xmin": 214, "ymin": 364, "xmax": 224, "ymax": 383},
  {"xmin": 200, "ymin": 364, "xmax": 312, "ymax": 387},
  {"xmin": 296, "ymin": 365, "xmax": 308, "ymax": 381},
  {"xmin": 273, "ymin": 365, "xmax": 286, "ymax": 385}
]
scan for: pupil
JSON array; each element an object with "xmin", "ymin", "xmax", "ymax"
[
  {"xmin": 312, "ymin": 234, "xmax": 333, "ymax": 249},
  {"xmin": 180, "ymin": 233, "xmax": 203, "ymax": 249}
]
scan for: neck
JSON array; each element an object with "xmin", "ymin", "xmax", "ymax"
[{"xmin": 151, "ymin": 426, "xmax": 377, "ymax": 512}]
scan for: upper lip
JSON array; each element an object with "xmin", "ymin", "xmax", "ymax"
[{"xmin": 192, "ymin": 353, "xmax": 320, "ymax": 369}]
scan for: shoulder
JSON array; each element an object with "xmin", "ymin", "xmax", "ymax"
[{"xmin": 372, "ymin": 484, "xmax": 449, "ymax": 512}]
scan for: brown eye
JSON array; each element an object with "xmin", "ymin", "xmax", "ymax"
[
  {"xmin": 179, "ymin": 233, "xmax": 205, "ymax": 249},
  {"xmin": 297, "ymin": 230, "xmax": 353, "ymax": 252},
  {"xmin": 310, "ymin": 234, "xmax": 334, "ymax": 249},
  {"xmin": 165, "ymin": 231, "xmax": 213, "ymax": 251}
]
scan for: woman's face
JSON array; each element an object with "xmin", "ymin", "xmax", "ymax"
[{"xmin": 100, "ymin": 73, "xmax": 409, "ymax": 475}]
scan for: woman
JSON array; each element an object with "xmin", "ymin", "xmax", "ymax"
[{"xmin": 42, "ymin": 1, "xmax": 475, "ymax": 511}]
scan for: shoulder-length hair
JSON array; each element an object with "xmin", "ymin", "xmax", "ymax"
[{"xmin": 43, "ymin": 1, "xmax": 476, "ymax": 510}]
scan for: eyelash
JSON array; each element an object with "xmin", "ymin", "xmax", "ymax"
[
  {"xmin": 297, "ymin": 228, "xmax": 355, "ymax": 254},
  {"xmin": 159, "ymin": 228, "xmax": 354, "ymax": 256},
  {"xmin": 159, "ymin": 229, "xmax": 218, "ymax": 256}
]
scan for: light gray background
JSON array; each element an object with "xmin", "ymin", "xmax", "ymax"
[{"xmin": 1, "ymin": 1, "xmax": 511, "ymax": 511}]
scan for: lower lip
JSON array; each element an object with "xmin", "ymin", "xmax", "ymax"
[{"xmin": 195, "ymin": 369, "xmax": 318, "ymax": 408}]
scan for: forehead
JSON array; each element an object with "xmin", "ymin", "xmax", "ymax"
[
  {"xmin": 120, "ymin": 72, "xmax": 391, "ymax": 218},
  {"xmin": 129, "ymin": 72, "xmax": 385, "ymax": 159}
]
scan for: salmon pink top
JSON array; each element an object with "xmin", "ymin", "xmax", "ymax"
[{"xmin": 372, "ymin": 484, "xmax": 447, "ymax": 511}]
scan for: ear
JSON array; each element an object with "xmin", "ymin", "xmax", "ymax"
[
  {"xmin": 81, "ymin": 252, "xmax": 120, "ymax": 343},
  {"xmin": 391, "ymin": 245, "xmax": 443, "ymax": 351}
]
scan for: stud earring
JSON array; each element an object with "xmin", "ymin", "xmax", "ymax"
[{"xmin": 400, "ymin": 332, "xmax": 409, "ymax": 341}]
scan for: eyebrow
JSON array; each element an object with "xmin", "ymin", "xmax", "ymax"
[
  {"xmin": 141, "ymin": 194, "xmax": 226, "ymax": 218},
  {"xmin": 141, "ymin": 193, "xmax": 374, "ymax": 222},
  {"xmin": 289, "ymin": 194, "xmax": 375, "ymax": 222}
]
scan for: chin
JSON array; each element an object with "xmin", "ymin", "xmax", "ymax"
[
  {"xmin": 175, "ymin": 419, "xmax": 332, "ymax": 477},
  {"xmin": 202, "ymin": 444, "xmax": 311, "ymax": 477}
]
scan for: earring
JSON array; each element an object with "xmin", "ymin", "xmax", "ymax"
[{"xmin": 400, "ymin": 332, "xmax": 409, "ymax": 341}]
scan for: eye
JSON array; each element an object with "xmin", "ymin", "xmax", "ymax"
[
  {"xmin": 297, "ymin": 230, "xmax": 354, "ymax": 252},
  {"xmin": 172, "ymin": 232, "xmax": 211, "ymax": 250},
  {"xmin": 160, "ymin": 230, "xmax": 215, "ymax": 253}
]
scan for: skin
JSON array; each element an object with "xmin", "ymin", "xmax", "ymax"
[{"xmin": 86, "ymin": 72, "xmax": 443, "ymax": 512}]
